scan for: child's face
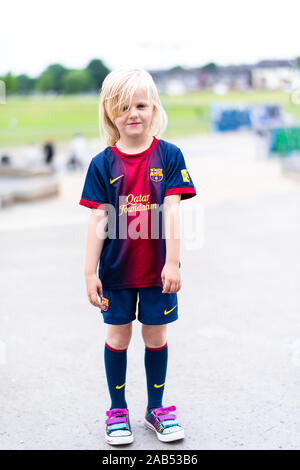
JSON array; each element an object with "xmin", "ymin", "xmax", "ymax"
[{"xmin": 114, "ymin": 88, "xmax": 155, "ymax": 141}]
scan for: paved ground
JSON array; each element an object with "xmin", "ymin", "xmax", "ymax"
[{"xmin": 0, "ymin": 132, "xmax": 300, "ymax": 450}]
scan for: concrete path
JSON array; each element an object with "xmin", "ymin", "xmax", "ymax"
[{"xmin": 0, "ymin": 132, "xmax": 300, "ymax": 449}]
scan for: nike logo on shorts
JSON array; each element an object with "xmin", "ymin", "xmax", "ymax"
[{"xmin": 164, "ymin": 305, "xmax": 177, "ymax": 315}]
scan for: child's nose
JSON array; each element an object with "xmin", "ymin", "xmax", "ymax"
[{"xmin": 128, "ymin": 107, "xmax": 138, "ymax": 117}]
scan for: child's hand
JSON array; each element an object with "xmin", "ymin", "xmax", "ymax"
[
  {"xmin": 161, "ymin": 262, "xmax": 181, "ymax": 293},
  {"xmin": 85, "ymin": 273, "xmax": 103, "ymax": 308}
]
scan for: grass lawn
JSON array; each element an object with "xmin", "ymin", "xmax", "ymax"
[{"xmin": 0, "ymin": 90, "xmax": 299, "ymax": 147}]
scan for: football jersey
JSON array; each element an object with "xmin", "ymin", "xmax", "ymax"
[{"xmin": 79, "ymin": 136, "xmax": 196, "ymax": 290}]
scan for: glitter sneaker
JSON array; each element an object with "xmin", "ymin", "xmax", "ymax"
[
  {"xmin": 144, "ymin": 405, "xmax": 184, "ymax": 442},
  {"xmin": 105, "ymin": 408, "xmax": 134, "ymax": 445}
]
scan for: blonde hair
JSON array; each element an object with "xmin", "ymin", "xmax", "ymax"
[{"xmin": 99, "ymin": 68, "xmax": 168, "ymax": 146}]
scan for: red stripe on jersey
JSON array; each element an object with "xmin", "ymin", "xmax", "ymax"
[
  {"xmin": 79, "ymin": 198, "xmax": 107, "ymax": 209},
  {"xmin": 164, "ymin": 187, "xmax": 197, "ymax": 200}
]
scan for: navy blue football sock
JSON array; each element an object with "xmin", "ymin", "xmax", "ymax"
[
  {"xmin": 104, "ymin": 342, "xmax": 128, "ymax": 410},
  {"xmin": 144, "ymin": 342, "xmax": 168, "ymax": 411}
]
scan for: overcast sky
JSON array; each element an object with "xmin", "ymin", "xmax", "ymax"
[{"xmin": 1, "ymin": 0, "xmax": 299, "ymax": 77}]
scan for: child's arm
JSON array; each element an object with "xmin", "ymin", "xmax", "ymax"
[
  {"xmin": 84, "ymin": 208, "xmax": 108, "ymax": 307},
  {"xmin": 161, "ymin": 194, "xmax": 181, "ymax": 294}
]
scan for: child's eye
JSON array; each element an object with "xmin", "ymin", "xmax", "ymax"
[{"xmin": 121, "ymin": 104, "xmax": 146, "ymax": 112}]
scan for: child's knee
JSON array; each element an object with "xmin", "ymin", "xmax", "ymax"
[
  {"xmin": 142, "ymin": 325, "xmax": 167, "ymax": 349},
  {"xmin": 144, "ymin": 338, "xmax": 167, "ymax": 349},
  {"xmin": 106, "ymin": 324, "xmax": 132, "ymax": 350}
]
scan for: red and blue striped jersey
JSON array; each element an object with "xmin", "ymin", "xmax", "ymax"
[{"xmin": 79, "ymin": 136, "xmax": 196, "ymax": 289}]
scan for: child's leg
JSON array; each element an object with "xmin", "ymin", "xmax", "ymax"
[
  {"xmin": 104, "ymin": 322, "xmax": 132, "ymax": 410},
  {"xmin": 142, "ymin": 324, "xmax": 168, "ymax": 411}
]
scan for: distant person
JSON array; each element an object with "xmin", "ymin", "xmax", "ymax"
[
  {"xmin": 1, "ymin": 154, "xmax": 11, "ymax": 166},
  {"xmin": 67, "ymin": 133, "xmax": 86, "ymax": 171},
  {"xmin": 66, "ymin": 154, "xmax": 83, "ymax": 171},
  {"xmin": 79, "ymin": 69, "xmax": 197, "ymax": 446},
  {"xmin": 43, "ymin": 139, "xmax": 55, "ymax": 167}
]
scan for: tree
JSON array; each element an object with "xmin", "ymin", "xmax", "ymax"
[
  {"xmin": 201, "ymin": 62, "xmax": 218, "ymax": 72},
  {"xmin": 0, "ymin": 73, "xmax": 18, "ymax": 93},
  {"xmin": 17, "ymin": 74, "xmax": 36, "ymax": 93},
  {"xmin": 169, "ymin": 65, "xmax": 185, "ymax": 73},
  {"xmin": 86, "ymin": 59, "xmax": 110, "ymax": 91},
  {"xmin": 36, "ymin": 63, "xmax": 68, "ymax": 92},
  {"xmin": 62, "ymin": 69, "xmax": 92, "ymax": 93}
]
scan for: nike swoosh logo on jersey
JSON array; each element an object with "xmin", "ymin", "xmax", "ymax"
[
  {"xmin": 110, "ymin": 175, "xmax": 124, "ymax": 184},
  {"xmin": 154, "ymin": 383, "xmax": 165, "ymax": 388},
  {"xmin": 115, "ymin": 383, "xmax": 126, "ymax": 389},
  {"xmin": 164, "ymin": 305, "xmax": 177, "ymax": 315}
]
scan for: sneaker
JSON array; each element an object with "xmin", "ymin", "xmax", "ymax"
[
  {"xmin": 144, "ymin": 405, "xmax": 185, "ymax": 442},
  {"xmin": 105, "ymin": 408, "xmax": 134, "ymax": 445}
]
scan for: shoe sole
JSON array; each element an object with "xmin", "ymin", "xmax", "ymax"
[
  {"xmin": 144, "ymin": 420, "xmax": 185, "ymax": 442},
  {"xmin": 105, "ymin": 433, "xmax": 134, "ymax": 445}
]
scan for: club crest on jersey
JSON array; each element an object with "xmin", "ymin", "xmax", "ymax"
[
  {"xmin": 100, "ymin": 296, "xmax": 109, "ymax": 311},
  {"xmin": 150, "ymin": 168, "xmax": 163, "ymax": 182},
  {"xmin": 181, "ymin": 169, "xmax": 190, "ymax": 183}
]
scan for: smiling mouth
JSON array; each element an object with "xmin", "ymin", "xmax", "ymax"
[{"xmin": 128, "ymin": 123, "xmax": 141, "ymax": 125}]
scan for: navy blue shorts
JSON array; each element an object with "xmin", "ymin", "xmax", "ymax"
[{"xmin": 99, "ymin": 286, "xmax": 178, "ymax": 325}]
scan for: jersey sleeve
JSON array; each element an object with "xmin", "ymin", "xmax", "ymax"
[
  {"xmin": 79, "ymin": 158, "xmax": 108, "ymax": 209},
  {"xmin": 164, "ymin": 147, "xmax": 197, "ymax": 200}
]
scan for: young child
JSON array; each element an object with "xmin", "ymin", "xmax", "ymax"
[{"xmin": 79, "ymin": 68, "xmax": 197, "ymax": 445}]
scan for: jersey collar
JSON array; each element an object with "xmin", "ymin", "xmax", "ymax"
[{"xmin": 111, "ymin": 136, "xmax": 159, "ymax": 160}]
